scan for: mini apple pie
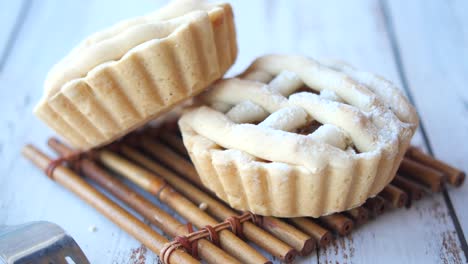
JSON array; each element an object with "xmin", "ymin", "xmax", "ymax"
[
  {"xmin": 35, "ymin": 0, "xmax": 237, "ymax": 150},
  {"xmin": 179, "ymin": 54, "xmax": 418, "ymax": 217}
]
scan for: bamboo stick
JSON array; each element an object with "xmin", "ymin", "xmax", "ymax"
[
  {"xmin": 345, "ymin": 207, "xmax": 369, "ymax": 226},
  {"xmin": 48, "ymin": 139, "xmax": 239, "ymax": 264},
  {"xmin": 399, "ymin": 158, "xmax": 446, "ymax": 192},
  {"xmin": 120, "ymin": 144, "xmax": 298, "ymax": 262},
  {"xmin": 379, "ymin": 184, "xmax": 408, "ymax": 208},
  {"xmin": 317, "ymin": 214, "xmax": 354, "ymax": 236},
  {"xmin": 363, "ymin": 196, "xmax": 386, "ymax": 216},
  {"xmin": 137, "ymin": 136, "xmax": 315, "ymax": 256},
  {"xmin": 288, "ymin": 218, "xmax": 332, "ymax": 247},
  {"xmin": 21, "ymin": 144, "xmax": 198, "ymax": 264},
  {"xmin": 162, "ymin": 119, "xmax": 180, "ymax": 133},
  {"xmin": 406, "ymin": 146, "xmax": 465, "ymax": 187},
  {"xmin": 97, "ymin": 149, "xmax": 272, "ymax": 264},
  {"xmin": 262, "ymin": 217, "xmax": 316, "ymax": 255},
  {"xmin": 159, "ymin": 130, "xmax": 189, "ymax": 157},
  {"xmin": 392, "ymin": 175, "xmax": 424, "ymax": 207},
  {"xmin": 140, "ymin": 137, "xmax": 203, "ymax": 188}
]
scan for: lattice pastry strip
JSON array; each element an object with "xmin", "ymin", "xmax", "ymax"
[{"xmin": 179, "ymin": 55, "xmax": 418, "ymax": 217}]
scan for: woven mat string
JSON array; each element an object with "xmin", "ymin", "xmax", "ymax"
[
  {"xmin": 45, "ymin": 151, "xmax": 84, "ymax": 179},
  {"xmin": 202, "ymin": 225, "xmax": 220, "ymax": 246},
  {"xmin": 159, "ymin": 211, "xmax": 262, "ymax": 264}
]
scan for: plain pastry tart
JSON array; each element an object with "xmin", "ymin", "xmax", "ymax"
[
  {"xmin": 179, "ymin": 54, "xmax": 419, "ymax": 217},
  {"xmin": 35, "ymin": 0, "xmax": 237, "ymax": 150}
]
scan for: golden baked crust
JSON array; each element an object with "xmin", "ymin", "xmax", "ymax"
[
  {"xmin": 35, "ymin": 0, "xmax": 237, "ymax": 150},
  {"xmin": 179, "ymin": 54, "xmax": 418, "ymax": 217}
]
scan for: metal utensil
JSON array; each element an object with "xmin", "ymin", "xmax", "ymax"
[{"xmin": 0, "ymin": 221, "xmax": 89, "ymax": 264}]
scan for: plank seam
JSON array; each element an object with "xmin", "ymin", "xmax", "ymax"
[
  {"xmin": 380, "ymin": 0, "xmax": 468, "ymax": 261},
  {"xmin": 0, "ymin": 0, "xmax": 32, "ymax": 73},
  {"xmin": 316, "ymin": 245, "xmax": 321, "ymax": 264}
]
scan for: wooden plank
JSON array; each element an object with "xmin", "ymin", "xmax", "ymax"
[
  {"xmin": 0, "ymin": 1, "xmax": 170, "ymax": 263},
  {"xmin": 385, "ymin": 0, "xmax": 468, "ymax": 259},
  {"xmin": 292, "ymin": 0, "xmax": 466, "ymax": 263},
  {"xmin": 227, "ymin": 0, "xmax": 272, "ymax": 76},
  {"xmin": 448, "ymin": 0, "xmax": 468, "ymax": 41},
  {"xmin": 0, "ymin": 0, "xmax": 466, "ymax": 263},
  {"xmin": 0, "ymin": 0, "xmax": 29, "ymax": 71},
  {"xmin": 0, "ymin": 0, "xmax": 276, "ymax": 263}
]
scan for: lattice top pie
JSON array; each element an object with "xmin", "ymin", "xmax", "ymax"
[
  {"xmin": 35, "ymin": 0, "xmax": 237, "ymax": 150},
  {"xmin": 179, "ymin": 54, "xmax": 418, "ymax": 217}
]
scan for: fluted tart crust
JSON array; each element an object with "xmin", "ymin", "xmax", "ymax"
[
  {"xmin": 35, "ymin": 0, "xmax": 237, "ymax": 150},
  {"xmin": 179, "ymin": 54, "xmax": 418, "ymax": 217}
]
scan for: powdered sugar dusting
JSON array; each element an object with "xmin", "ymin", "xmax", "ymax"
[{"xmin": 184, "ymin": 54, "xmax": 418, "ymax": 170}]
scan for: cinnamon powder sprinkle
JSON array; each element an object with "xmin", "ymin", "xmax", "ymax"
[{"xmin": 129, "ymin": 244, "xmax": 147, "ymax": 264}]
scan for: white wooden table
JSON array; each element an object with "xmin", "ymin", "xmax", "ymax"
[{"xmin": 1, "ymin": 0, "xmax": 467, "ymax": 263}]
